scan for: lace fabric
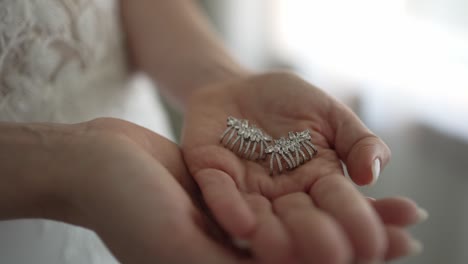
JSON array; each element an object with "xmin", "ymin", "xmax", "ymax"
[{"xmin": 0, "ymin": 0, "xmax": 129, "ymax": 123}]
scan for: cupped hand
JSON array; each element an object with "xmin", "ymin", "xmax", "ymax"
[
  {"xmin": 59, "ymin": 118, "xmax": 254, "ymax": 264},
  {"xmin": 182, "ymin": 72, "xmax": 425, "ymax": 263}
]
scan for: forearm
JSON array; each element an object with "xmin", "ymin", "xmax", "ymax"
[
  {"xmin": 120, "ymin": 0, "xmax": 248, "ymax": 110},
  {"xmin": 0, "ymin": 122, "xmax": 78, "ymax": 221}
]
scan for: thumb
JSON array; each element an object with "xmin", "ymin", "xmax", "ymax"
[{"xmin": 329, "ymin": 102, "xmax": 391, "ymax": 186}]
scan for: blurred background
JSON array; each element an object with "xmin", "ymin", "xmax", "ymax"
[{"xmin": 170, "ymin": 0, "xmax": 468, "ymax": 263}]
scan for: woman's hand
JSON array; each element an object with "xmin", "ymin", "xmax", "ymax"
[
  {"xmin": 181, "ymin": 72, "xmax": 426, "ymax": 263},
  {"xmin": 0, "ymin": 118, "xmax": 253, "ymax": 264},
  {"xmin": 67, "ymin": 118, "xmax": 265, "ymax": 264}
]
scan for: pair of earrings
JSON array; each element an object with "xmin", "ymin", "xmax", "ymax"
[{"xmin": 220, "ymin": 116, "xmax": 318, "ymax": 175}]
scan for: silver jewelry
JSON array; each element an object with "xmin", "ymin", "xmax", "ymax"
[
  {"xmin": 221, "ymin": 116, "xmax": 318, "ymax": 175},
  {"xmin": 265, "ymin": 130, "xmax": 318, "ymax": 175},
  {"xmin": 265, "ymin": 137, "xmax": 293, "ymax": 175},
  {"xmin": 220, "ymin": 116, "xmax": 272, "ymax": 160},
  {"xmin": 287, "ymin": 130, "xmax": 318, "ymax": 161}
]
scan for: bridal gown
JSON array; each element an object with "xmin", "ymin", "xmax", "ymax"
[{"xmin": 0, "ymin": 1, "xmax": 173, "ymax": 263}]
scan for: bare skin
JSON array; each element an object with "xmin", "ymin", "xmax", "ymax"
[
  {"xmin": 182, "ymin": 72, "xmax": 424, "ymax": 263},
  {"xmin": 0, "ymin": 118, "xmax": 247, "ymax": 264},
  {"xmin": 0, "ymin": 118, "xmax": 424, "ymax": 264}
]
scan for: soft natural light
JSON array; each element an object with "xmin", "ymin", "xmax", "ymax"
[{"xmin": 270, "ymin": 0, "xmax": 468, "ymax": 137}]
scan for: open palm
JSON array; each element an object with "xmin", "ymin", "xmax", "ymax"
[{"xmin": 182, "ymin": 72, "xmax": 422, "ymax": 263}]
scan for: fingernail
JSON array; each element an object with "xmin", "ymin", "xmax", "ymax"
[
  {"xmin": 416, "ymin": 207, "xmax": 429, "ymax": 223},
  {"xmin": 232, "ymin": 238, "xmax": 251, "ymax": 249},
  {"xmin": 370, "ymin": 158, "xmax": 381, "ymax": 185},
  {"xmin": 408, "ymin": 239, "xmax": 423, "ymax": 256},
  {"xmin": 356, "ymin": 260, "xmax": 384, "ymax": 264}
]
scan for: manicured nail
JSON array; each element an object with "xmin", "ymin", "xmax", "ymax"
[
  {"xmin": 408, "ymin": 239, "xmax": 423, "ymax": 256},
  {"xmin": 416, "ymin": 207, "xmax": 429, "ymax": 223},
  {"xmin": 370, "ymin": 158, "xmax": 381, "ymax": 185},
  {"xmin": 356, "ymin": 260, "xmax": 384, "ymax": 264},
  {"xmin": 232, "ymin": 238, "xmax": 251, "ymax": 249}
]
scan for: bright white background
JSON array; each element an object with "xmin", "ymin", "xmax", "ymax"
[{"xmin": 270, "ymin": 0, "xmax": 468, "ymax": 140}]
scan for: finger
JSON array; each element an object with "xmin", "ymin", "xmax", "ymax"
[
  {"xmin": 310, "ymin": 175, "xmax": 386, "ymax": 262},
  {"xmin": 195, "ymin": 168, "xmax": 256, "ymax": 238},
  {"xmin": 244, "ymin": 194, "xmax": 295, "ymax": 264},
  {"xmin": 329, "ymin": 102, "xmax": 391, "ymax": 185},
  {"xmin": 384, "ymin": 226, "xmax": 423, "ymax": 261},
  {"xmin": 273, "ymin": 192, "xmax": 352, "ymax": 264},
  {"xmin": 180, "ymin": 227, "xmax": 256, "ymax": 264},
  {"xmin": 369, "ymin": 197, "xmax": 429, "ymax": 226}
]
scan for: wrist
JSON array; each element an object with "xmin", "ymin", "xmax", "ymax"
[
  {"xmin": 162, "ymin": 62, "xmax": 252, "ymax": 111},
  {"xmin": 0, "ymin": 122, "xmax": 86, "ymax": 222}
]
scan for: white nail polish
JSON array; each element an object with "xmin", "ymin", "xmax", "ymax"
[
  {"xmin": 356, "ymin": 260, "xmax": 384, "ymax": 264},
  {"xmin": 417, "ymin": 207, "xmax": 429, "ymax": 222},
  {"xmin": 409, "ymin": 239, "xmax": 423, "ymax": 256},
  {"xmin": 232, "ymin": 238, "xmax": 251, "ymax": 249},
  {"xmin": 371, "ymin": 158, "xmax": 381, "ymax": 185}
]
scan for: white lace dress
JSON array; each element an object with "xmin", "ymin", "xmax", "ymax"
[{"xmin": 0, "ymin": 1, "xmax": 173, "ymax": 263}]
